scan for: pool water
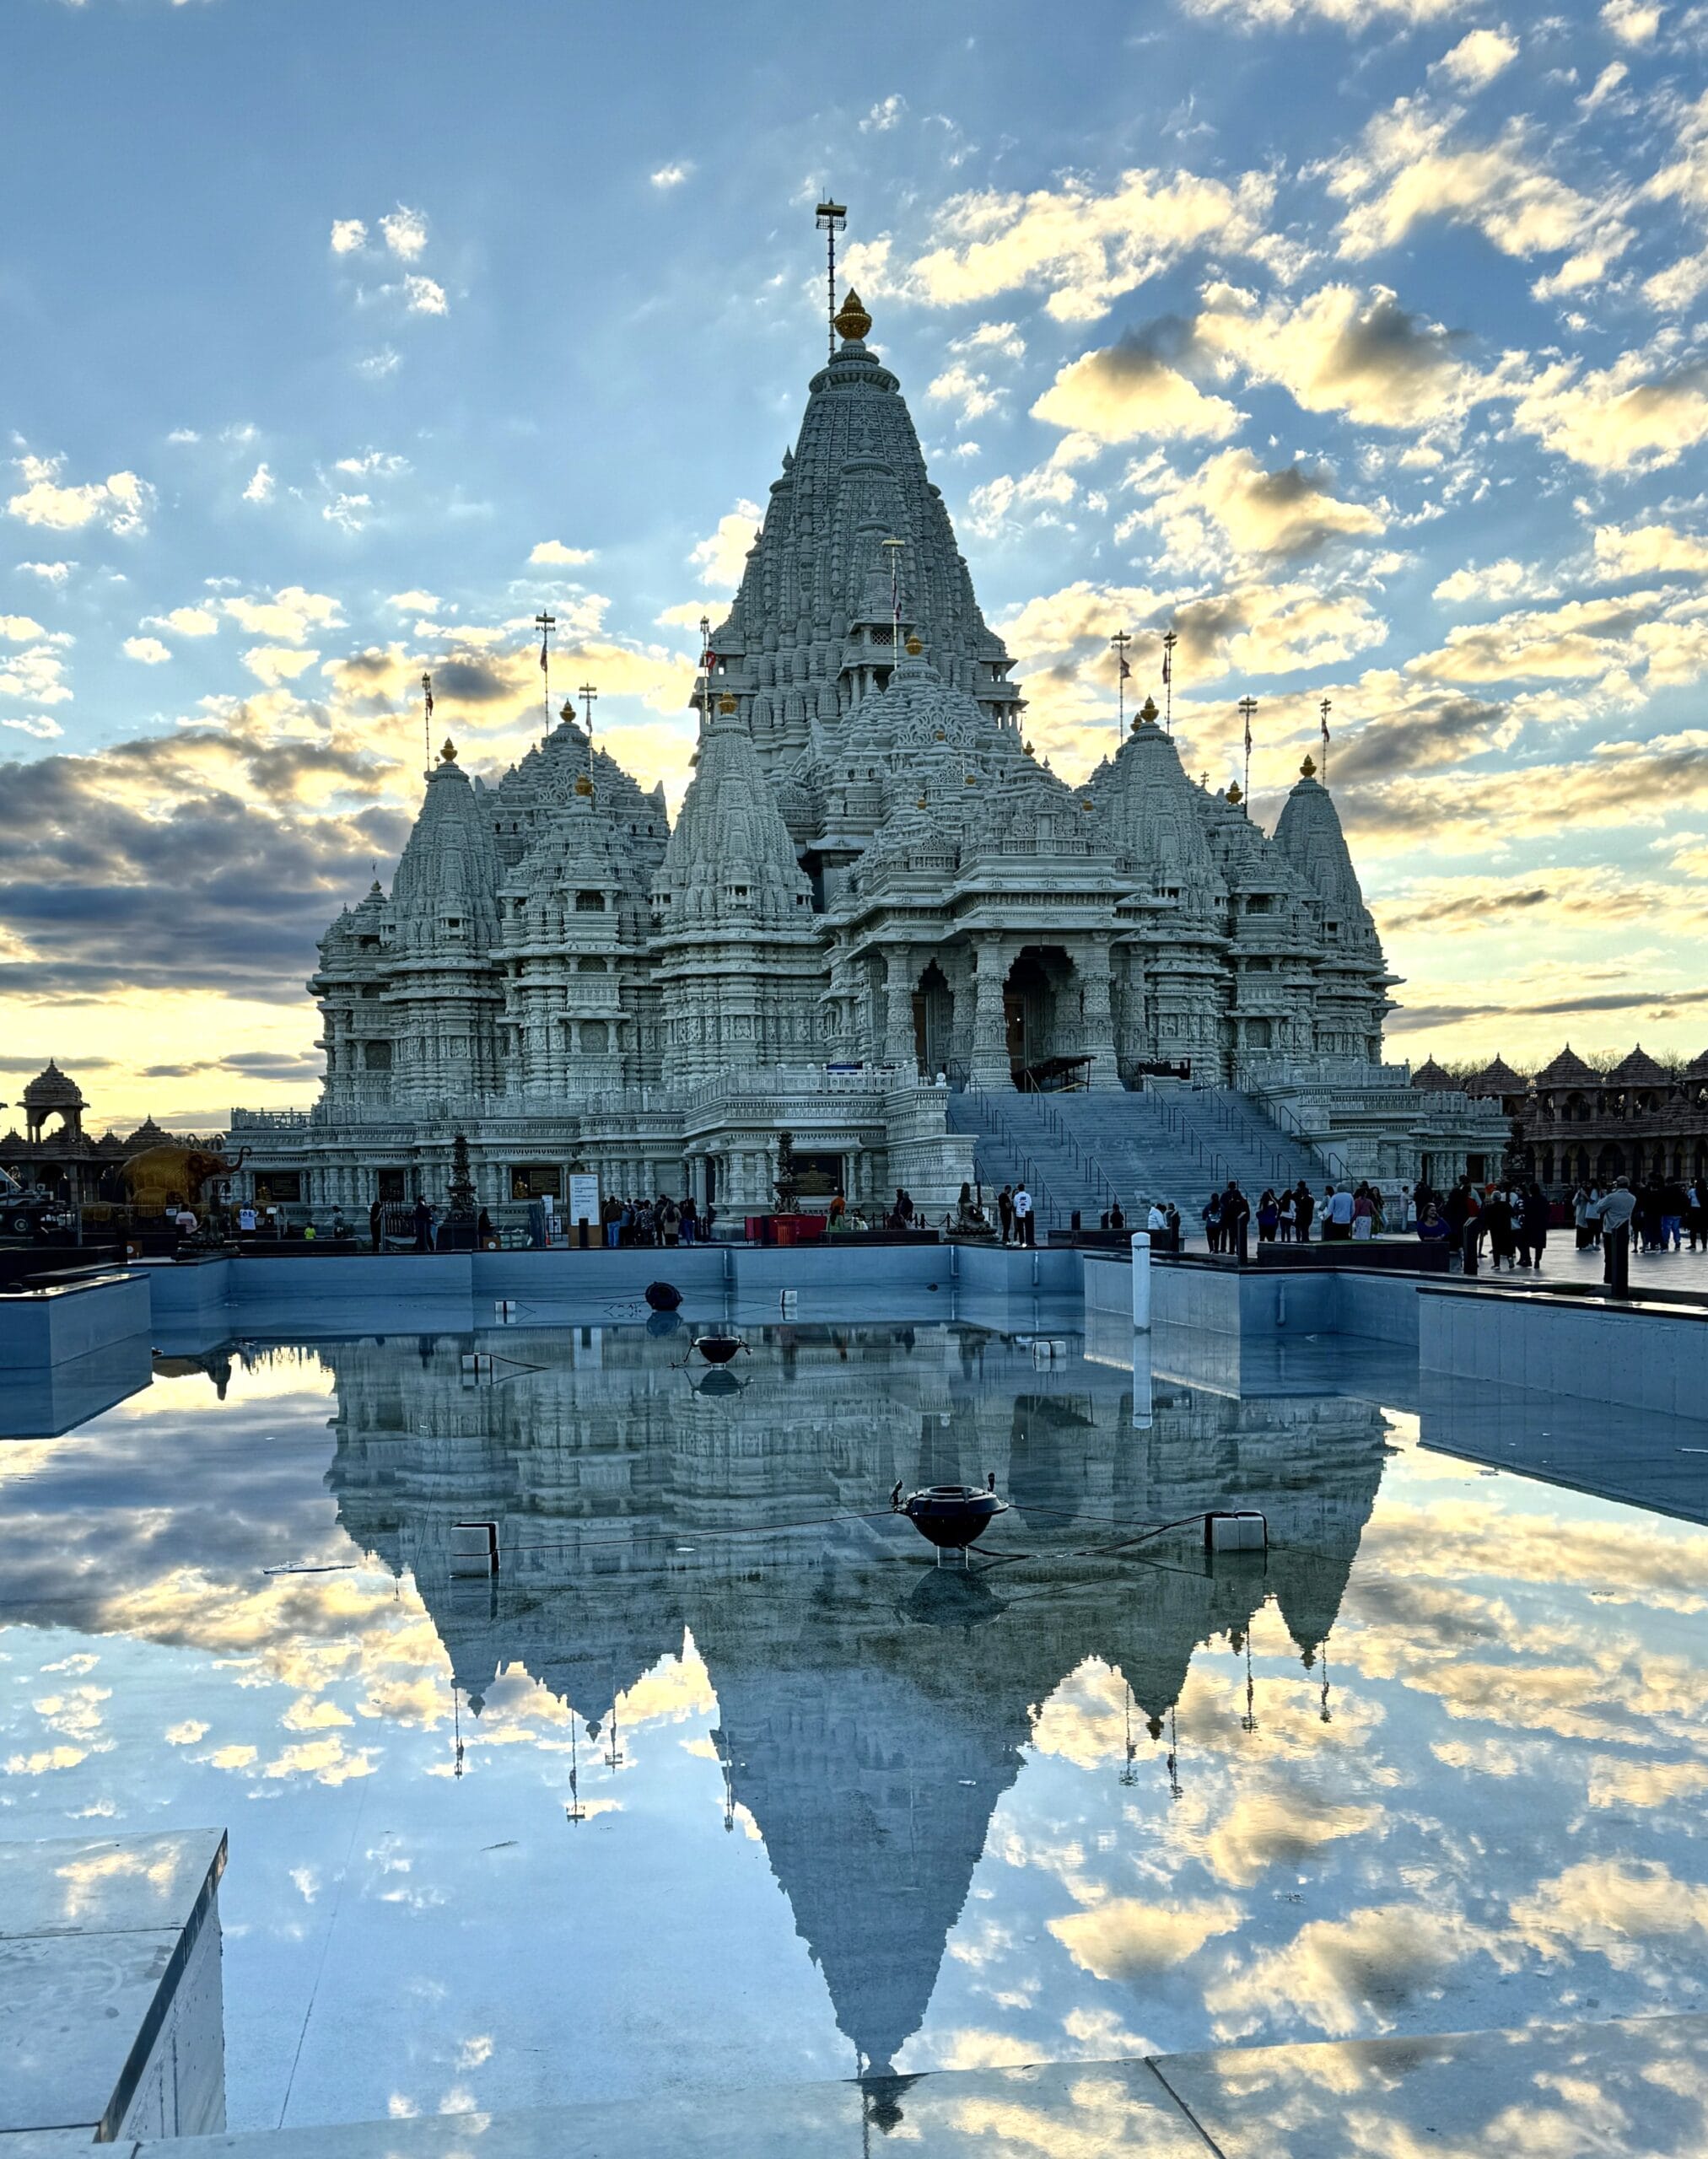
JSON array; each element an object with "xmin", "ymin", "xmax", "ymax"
[{"xmin": 2, "ymin": 1319, "xmax": 1705, "ymax": 2132}]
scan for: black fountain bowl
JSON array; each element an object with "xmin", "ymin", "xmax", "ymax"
[
  {"xmin": 694, "ymin": 1334, "xmax": 744, "ymax": 1365},
  {"xmin": 902, "ymin": 1485, "xmax": 1009, "ymax": 1549},
  {"xmin": 644, "ymin": 1281, "xmax": 682, "ymax": 1312}
]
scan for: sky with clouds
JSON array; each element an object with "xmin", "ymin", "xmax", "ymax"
[{"xmin": 4, "ymin": 0, "xmax": 1708, "ymax": 1128}]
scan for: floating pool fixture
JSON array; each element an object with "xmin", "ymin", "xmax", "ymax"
[
  {"xmin": 779, "ymin": 1288, "xmax": 797, "ymax": 1311},
  {"xmin": 450, "ymin": 1520, "xmax": 499, "ymax": 1578},
  {"xmin": 893, "ymin": 1473, "xmax": 1008, "ymax": 1554},
  {"xmin": 692, "ymin": 1333, "xmax": 747, "ymax": 1365},
  {"xmin": 644, "ymin": 1281, "xmax": 682, "ymax": 1313},
  {"xmin": 1204, "ymin": 1510, "xmax": 1268, "ymax": 1553},
  {"xmin": 493, "ymin": 1299, "xmax": 517, "ymax": 1319}
]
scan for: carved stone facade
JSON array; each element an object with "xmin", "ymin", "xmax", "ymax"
[{"xmin": 233, "ymin": 304, "xmax": 1457, "ymax": 1217}]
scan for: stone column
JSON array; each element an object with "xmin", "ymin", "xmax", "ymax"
[
  {"xmin": 1076, "ymin": 943, "xmax": 1120, "ymax": 1089},
  {"xmin": 969, "ymin": 938, "xmax": 1010, "ymax": 1089},
  {"xmin": 883, "ymin": 946, "xmax": 919, "ymax": 1071}
]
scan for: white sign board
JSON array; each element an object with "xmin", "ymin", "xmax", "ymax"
[{"xmin": 568, "ymin": 1172, "xmax": 600, "ymax": 1227}]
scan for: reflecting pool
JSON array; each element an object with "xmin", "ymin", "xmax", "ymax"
[{"xmin": 3, "ymin": 1318, "xmax": 1706, "ymax": 2132}]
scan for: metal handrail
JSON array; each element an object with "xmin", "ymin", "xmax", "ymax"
[{"xmin": 961, "ymin": 1074, "xmax": 1064, "ymax": 1225}]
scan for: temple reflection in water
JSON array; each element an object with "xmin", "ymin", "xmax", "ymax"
[{"xmin": 320, "ymin": 1322, "xmax": 1385, "ymax": 2078}]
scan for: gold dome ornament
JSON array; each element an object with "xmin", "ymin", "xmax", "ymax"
[
  {"xmin": 439, "ymin": 737, "xmax": 458, "ymax": 762},
  {"xmin": 1226, "ymin": 781, "xmax": 1243, "ymax": 805},
  {"xmin": 833, "ymin": 288, "xmax": 872, "ymax": 342},
  {"xmin": 905, "ymin": 633, "xmax": 923, "ymax": 656},
  {"xmin": 1301, "ymin": 754, "xmax": 1317, "ymax": 778},
  {"xmin": 718, "ymin": 691, "xmax": 739, "ymax": 715},
  {"xmin": 1136, "ymin": 695, "xmax": 1160, "ymax": 730},
  {"xmin": 573, "ymin": 773, "xmax": 594, "ymax": 798}
]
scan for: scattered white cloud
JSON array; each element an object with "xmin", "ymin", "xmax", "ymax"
[
  {"xmin": 7, "ymin": 455, "xmax": 153, "ymax": 536},
  {"xmin": 333, "ymin": 451, "xmax": 407, "ymax": 477},
  {"xmin": 0, "ymin": 614, "xmax": 47, "ymax": 641},
  {"xmin": 844, "ymin": 165, "xmax": 1276, "ymax": 323},
  {"xmin": 1512, "ymin": 351, "xmax": 1708, "ymax": 473},
  {"xmin": 378, "ymin": 206, "xmax": 428, "ymax": 260},
  {"xmin": 649, "ymin": 163, "xmax": 691, "ymax": 190},
  {"xmin": 0, "ymin": 643, "xmax": 72, "ymax": 703},
  {"xmin": 1, "ymin": 714, "xmax": 62, "ymax": 739},
  {"xmin": 123, "ymin": 635, "xmax": 172, "ymax": 665},
  {"xmin": 1433, "ymin": 27, "xmax": 1519, "ymax": 88},
  {"xmin": 860, "ymin": 94, "xmax": 907, "ymax": 133},
  {"xmin": 148, "ymin": 605, "xmax": 220, "ymax": 637},
  {"xmin": 403, "ymin": 275, "xmax": 447, "ymax": 316},
  {"xmin": 1137, "ymin": 446, "xmax": 1387, "ymax": 566},
  {"xmin": 1602, "ymin": 0, "xmax": 1662, "ymax": 42},
  {"xmin": 222, "ymin": 586, "xmax": 344, "ymax": 642},
  {"xmin": 1032, "ymin": 338, "xmax": 1242, "ymax": 444},
  {"xmin": 1432, "ymin": 558, "xmax": 1556, "ymax": 605},
  {"xmin": 385, "ymin": 589, "xmax": 442, "ymax": 612},
  {"xmin": 356, "ymin": 347, "xmax": 401, "ymax": 380},
  {"xmin": 1329, "ymin": 98, "xmax": 1627, "ymax": 282},
  {"xmin": 242, "ymin": 643, "xmax": 321, "ymax": 686},
  {"xmin": 330, "ymin": 218, "xmax": 368, "ymax": 254},
  {"xmin": 530, "ymin": 540, "xmax": 597, "ymax": 567},
  {"xmin": 689, "ymin": 500, "xmax": 762, "ymax": 589},
  {"xmin": 16, "ymin": 561, "xmax": 74, "ymax": 584},
  {"xmin": 321, "ymin": 492, "xmax": 372, "ymax": 532},
  {"xmin": 242, "ymin": 463, "xmax": 274, "ymax": 505},
  {"xmin": 1594, "ymin": 521, "xmax": 1708, "ymax": 575}
]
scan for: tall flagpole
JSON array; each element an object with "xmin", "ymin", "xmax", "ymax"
[
  {"xmin": 421, "ymin": 672, "xmax": 434, "ymax": 775},
  {"xmin": 1319, "ymin": 697, "xmax": 1332, "ymax": 783},
  {"xmin": 816, "ymin": 199, "xmax": 848, "ymax": 361},
  {"xmin": 1162, "ymin": 628, "xmax": 1177, "ymax": 735},
  {"xmin": 534, "ymin": 610, "xmax": 556, "ymax": 747},
  {"xmin": 1238, "ymin": 695, "xmax": 1258, "ymax": 802},
  {"xmin": 699, "ymin": 613, "xmax": 714, "ymax": 739},
  {"xmin": 1110, "ymin": 629, "xmax": 1132, "ymax": 735},
  {"xmin": 579, "ymin": 681, "xmax": 599, "ymax": 794}
]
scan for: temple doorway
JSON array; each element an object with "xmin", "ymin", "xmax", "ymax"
[
  {"xmin": 1004, "ymin": 946, "xmax": 1080, "ymax": 1090},
  {"xmin": 912, "ymin": 961, "xmax": 954, "ymax": 1077}
]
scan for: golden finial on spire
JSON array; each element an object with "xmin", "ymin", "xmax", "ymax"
[
  {"xmin": 834, "ymin": 287, "xmax": 872, "ymax": 342},
  {"xmin": 717, "ymin": 692, "xmax": 738, "ymax": 715},
  {"xmin": 1226, "ymin": 781, "xmax": 1243, "ymax": 805},
  {"xmin": 439, "ymin": 736, "xmax": 458, "ymax": 763},
  {"xmin": 904, "ymin": 632, "xmax": 923, "ymax": 656},
  {"xmin": 1301, "ymin": 753, "xmax": 1317, "ymax": 778},
  {"xmin": 1137, "ymin": 694, "xmax": 1159, "ymax": 730},
  {"xmin": 573, "ymin": 773, "xmax": 594, "ymax": 798}
]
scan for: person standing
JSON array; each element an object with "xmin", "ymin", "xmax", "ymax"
[
  {"xmin": 1257, "ymin": 1189, "xmax": 1279, "ymax": 1243},
  {"xmin": 1352, "ymin": 1185, "xmax": 1374, "ymax": 1241},
  {"xmin": 1483, "ymin": 1186, "xmax": 1515, "ymax": 1270},
  {"xmin": 368, "ymin": 1198, "xmax": 382, "ymax": 1252},
  {"xmin": 1521, "ymin": 1182, "xmax": 1549, "ymax": 1272},
  {"xmin": 1295, "ymin": 1181, "xmax": 1315, "ymax": 1244},
  {"xmin": 1689, "ymin": 1176, "xmax": 1707, "ymax": 1254},
  {"xmin": 412, "ymin": 1195, "xmax": 433, "ymax": 1253},
  {"xmin": 1662, "ymin": 1175, "xmax": 1686, "ymax": 1252},
  {"xmin": 680, "ymin": 1194, "xmax": 698, "ymax": 1246},
  {"xmin": 1202, "ymin": 1190, "xmax": 1223, "ymax": 1254},
  {"xmin": 1223, "ymin": 1181, "xmax": 1252, "ymax": 1263},
  {"xmin": 1013, "ymin": 1182, "xmax": 1034, "ymax": 1247},
  {"xmin": 1589, "ymin": 1176, "xmax": 1637, "ymax": 1295},
  {"xmin": 997, "ymin": 1184, "xmax": 1015, "ymax": 1246},
  {"xmin": 1278, "ymin": 1187, "xmax": 1296, "ymax": 1242},
  {"xmin": 1322, "ymin": 1184, "xmax": 1355, "ymax": 1241}
]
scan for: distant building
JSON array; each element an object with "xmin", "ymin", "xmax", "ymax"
[
  {"xmin": 229, "ymin": 280, "xmax": 1498, "ymax": 1219},
  {"xmin": 1412, "ymin": 1043, "xmax": 1708, "ymax": 1188},
  {"xmin": 0, "ymin": 1062, "xmax": 218, "ymax": 1202}
]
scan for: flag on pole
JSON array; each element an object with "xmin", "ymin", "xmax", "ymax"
[
  {"xmin": 1118, "ymin": 656, "xmax": 1131, "ymax": 680},
  {"xmin": 423, "ymin": 682, "xmax": 434, "ymax": 717},
  {"xmin": 538, "ymin": 633, "xmax": 549, "ymax": 672}
]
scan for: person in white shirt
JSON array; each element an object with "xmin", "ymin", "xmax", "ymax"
[
  {"xmin": 1323, "ymin": 1185, "xmax": 1357, "ymax": 1241},
  {"xmin": 1012, "ymin": 1182, "xmax": 1035, "ymax": 1247}
]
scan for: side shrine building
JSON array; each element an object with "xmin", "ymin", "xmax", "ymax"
[{"xmin": 234, "ymin": 290, "xmax": 1501, "ymax": 1221}]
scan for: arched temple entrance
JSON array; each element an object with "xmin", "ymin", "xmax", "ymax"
[
  {"xmin": 1004, "ymin": 946, "xmax": 1079, "ymax": 1090},
  {"xmin": 912, "ymin": 961, "xmax": 955, "ymax": 1077}
]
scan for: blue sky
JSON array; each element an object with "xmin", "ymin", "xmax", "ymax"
[{"xmin": 3, "ymin": 0, "xmax": 1707, "ymax": 1124}]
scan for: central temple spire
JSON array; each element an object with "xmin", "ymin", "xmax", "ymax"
[{"xmin": 696, "ymin": 212, "xmax": 1023, "ymax": 776}]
